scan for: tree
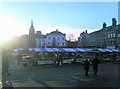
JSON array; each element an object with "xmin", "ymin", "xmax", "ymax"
[
  {"xmin": 67, "ymin": 34, "xmax": 78, "ymax": 47},
  {"xmin": 67, "ymin": 34, "xmax": 75, "ymax": 42}
]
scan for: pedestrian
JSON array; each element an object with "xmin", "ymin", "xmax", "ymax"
[
  {"xmin": 17, "ymin": 54, "xmax": 22, "ymax": 65},
  {"xmin": 58, "ymin": 53, "xmax": 62, "ymax": 66},
  {"xmin": 92, "ymin": 56, "xmax": 99, "ymax": 76},
  {"xmin": 54, "ymin": 53, "xmax": 58, "ymax": 65},
  {"xmin": 83, "ymin": 58, "xmax": 90, "ymax": 76}
]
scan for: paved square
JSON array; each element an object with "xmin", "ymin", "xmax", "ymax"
[{"xmin": 2, "ymin": 55, "xmax": 120, "ymax": 88}]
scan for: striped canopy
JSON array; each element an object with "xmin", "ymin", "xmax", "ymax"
[{"xmin": 14, "ymin": 48, "xmax": 120, "ymax": 53}]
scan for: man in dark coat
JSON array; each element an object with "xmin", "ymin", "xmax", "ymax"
[
  {"xmin": 92, "ymin": 56, "xmax": 99, "ymax": 76},
  {"xmin": 17, "ymin": 54, "xmax": 22, "ymax": 65},
  {"xmin": 83, "ymin": 58, "xmax": 90, "ymax": 76}
]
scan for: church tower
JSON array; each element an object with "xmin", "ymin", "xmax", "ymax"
[
  {"xmin": 29, "ymin": 19, "xmax": 35, "ymax": 48},
  {"xmin": 29, "ymin": 19, "xmax": 35, "ymax": 36}
]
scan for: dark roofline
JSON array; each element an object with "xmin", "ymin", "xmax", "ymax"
[
  {"xmin": 47, "ymin": 30, "xmax": 65, "ymax": 35},
  {"xmin": 89, "ymin": 24, "xmax": 119, "ymax": 35}
]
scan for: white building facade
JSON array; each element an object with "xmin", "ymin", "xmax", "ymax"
[
  {"xmin": 46, "ymin": 29, "xmax": 66, "ymax": 47},
  {"xmin": 36, "ymin": 36, "xmax": 47, "ymax": 48},
  {"xmin": 35, "ymin": 29, "xmax": 66, "ymax": 48}
]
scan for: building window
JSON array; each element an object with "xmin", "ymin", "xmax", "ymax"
[
  {"xmin": 62, "ymin": 42, "xmax": 64, "ymax": 46},
  {"xmin": 113, "ymin": 41, "xmax": 115, "ymax": 45},
  {"xmin": 108, "ymin": 34, "xmax": 110, "ymax": 38},
  {"xmin": 58, "ymin": 37, "xmax": 59, "ymax": 40},
  {"xmin": 39, "ymin": 39, "xmax": 41, "ymax": 43},
  {"xmin": 118, "ymin": 34, "xmax": 120, "ymax": 37},
  {"xmin": 48, "ymin": 42, "xmax": 50, "ymax": 46},
  {"xmin": 111, "ymin": 33, "xmax": 113, "ymax": 38},
  {"xmin": 58, "ymin": 42, "xmax": 59, "ymax": 46},
  {"xmin": 48, "ymin": 37, "xmax": 50, "ymax": 40},
  {"xmin": 43, "ymin": 44, "xmax": 45, "ymax": 47},
  {"xmin": 62, "ymin": 37, "xmax": 64, "ymax": 40},
  {"xmin": 53, "ymin": 37, "xmax": 55, "ymax": 40},
  {"xmin": 113, "ymin": 33, "xmax": 116, "ymax": 37}
]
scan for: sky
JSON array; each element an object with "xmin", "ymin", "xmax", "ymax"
[{"xmin": 0, "ymin": 2, "xmax": 118, "ymax": 42}]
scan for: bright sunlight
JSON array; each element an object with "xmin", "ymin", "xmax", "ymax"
[{"xmin": 0, "ymin": 11, "xmax": 27, "ymax": 45}]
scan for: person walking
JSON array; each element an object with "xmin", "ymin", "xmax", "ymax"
[
  {"xmin": 58, "ymin": 53, "xmax": 62, "ymax": 66},
  {"xmin": 83, "ymin": 58, "xmax": 90, "ymax": 76},
  {"xmin": 92, "ymin": 56, "xmax": 99, "ymax": 76},
  {"xmin": 54, "ymin": 53, "xmax": 58, "ymax": 65},
  {"xmin": 17, "ymin": 54, "xmax": 22, "ymax": 65}
]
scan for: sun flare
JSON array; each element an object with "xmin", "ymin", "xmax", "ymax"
[{"xmin": 0, "ymin": 11, "xmax": 27, "ymax": 44}]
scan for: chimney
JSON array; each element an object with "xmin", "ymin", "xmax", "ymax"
[
  {"xmin": 56, "ymin": 29, "xmax": 58, "ymax": 31},
  {"xmin": 85, "ymin": 30, "xmax": 87, "ymax": 33},
  {"xmin": 112, "ymin": 18, "xmax": 117, "ymax": 26},
  {"xmin": 103, "ymin": 22, "xmax": 106, "ymax": 28},
  {"xmin": 36, "ymin": 31, "xmax": 41, "ymax": 35}
]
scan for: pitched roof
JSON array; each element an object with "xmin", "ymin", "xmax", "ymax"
[{"xmin": 47, "ymin": 29, "xmax": 65, "ymax": 35}]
